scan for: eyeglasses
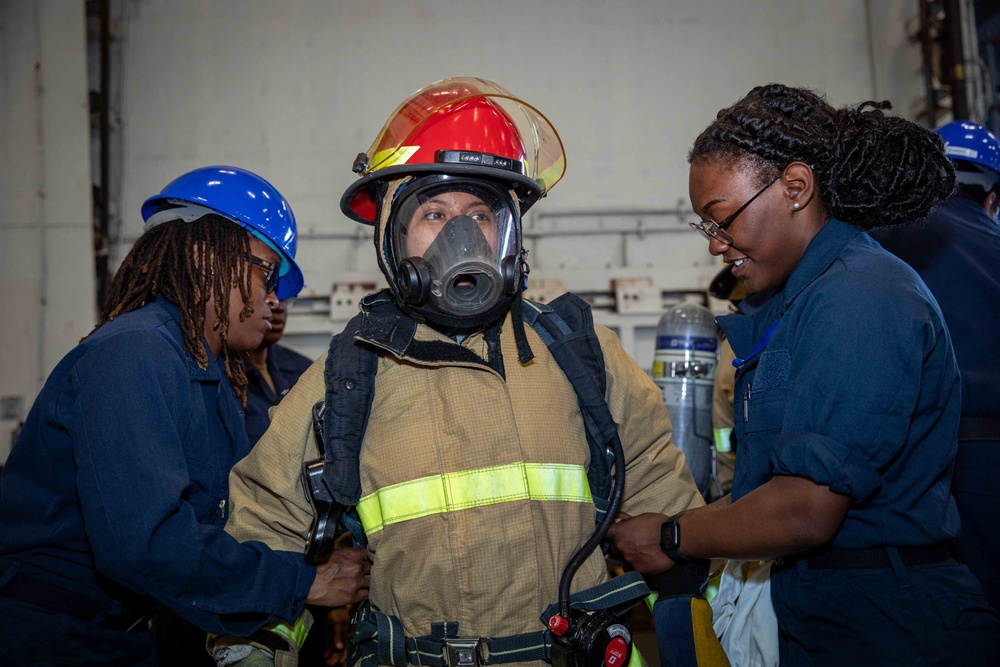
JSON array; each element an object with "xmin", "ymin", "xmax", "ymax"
[
  {"xmin": 689, "ymin": 173, "xmax": 782, "ymax": 245},
  {"xmin": 248, "ymin": 255, "xmax": 280, "ymax": 295}
]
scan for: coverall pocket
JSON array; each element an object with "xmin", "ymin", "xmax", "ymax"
[
  {"xmin": 743, "ymin": 349, "xmax": 788, "ymax": 434},
  {"xmin": 923, "ymin": 564, "xmax": 998, "ymax": 631},
  {"xmin": 743, "ymin": 394, "xmax": 785, "ymax": 434},
  {"xmin": 916, "ymin": 563, "xmax": 1000, "ymax": 663}
]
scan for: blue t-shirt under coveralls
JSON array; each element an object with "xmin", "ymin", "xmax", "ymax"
[
  {"xmin": 0, "ymin": 297, "xmax": 315, "ymax": 665},
  {"xmin": 718, "ymin": 218, "xmax": 1000, "ymax": 665}
]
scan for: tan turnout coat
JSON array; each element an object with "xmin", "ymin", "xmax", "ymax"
[{"xmin": 226, "ymin": 306, "xmax": 703, "ymax": 666}]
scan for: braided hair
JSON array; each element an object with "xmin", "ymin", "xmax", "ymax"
[
  {"xmin": 688, "ymin": 84, "xmax": 956, "ymax": 230},
  {"xmin": 90, "ymin": 214, "xmax": 255, "ymax": 403}
]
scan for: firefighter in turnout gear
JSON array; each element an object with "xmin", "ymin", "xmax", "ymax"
[{"xmin": 224, "ymin": 78, "xmax": 727, "ymax": 667}]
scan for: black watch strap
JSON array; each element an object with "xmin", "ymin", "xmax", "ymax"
[{"xmin": 659, "ymin": 514, "xmax": 692, "ymax": 563}]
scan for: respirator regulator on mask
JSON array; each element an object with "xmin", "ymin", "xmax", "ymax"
[{"xmin": 389, "ymin": 177, "xmax": 524, "ymax": 326}]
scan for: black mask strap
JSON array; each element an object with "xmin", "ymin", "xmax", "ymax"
[{"xmin": 510, "ymin": 293, "xmax": 534, "ymax": 364}]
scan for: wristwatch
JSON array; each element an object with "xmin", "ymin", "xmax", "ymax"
[{"xmin": 659, "ymin": 514, "xmax": 691, "ymax": 563}]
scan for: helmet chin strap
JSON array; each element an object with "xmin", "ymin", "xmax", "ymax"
[
  {"xmin": 510, "ymin": 292, "xmax": 534, "ymax": 364},
  {"xmin": 504, "ymin": 193, "xmax": 535, "ymax": 364}
]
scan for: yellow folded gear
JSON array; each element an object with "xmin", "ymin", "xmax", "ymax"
[
  {"xmin": 644, "ymin": 592, "xmax": 731, "ymax": 667},
  {"xmin": 689, "ymin": 597, "xmax": 730, "ymax": 667},
  {"xmin": 206, "ymin": 609, "xmax": 314, "ymax": 667}
]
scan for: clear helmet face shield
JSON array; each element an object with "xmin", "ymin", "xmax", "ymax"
[{"xmin": 387, "ymin": 176, "xmax": 522, "ymax": 328}]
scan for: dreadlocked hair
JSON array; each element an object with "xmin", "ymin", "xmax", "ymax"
[
  {"xmin": 90, "ymin": 214, "xmax": 255, "ymax": 403},
  {"xmin": 688, "ymin": 83, "xmax": 956, "ymax": 230}
]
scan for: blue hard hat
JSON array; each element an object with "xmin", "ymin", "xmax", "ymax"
[
  {"xmin": 141, "ymin": 166, "xmax": 304, "ymax": 300},
  {"xmin": 935, "ymin": 121, "xmax": 1000, "ymax": 188}
]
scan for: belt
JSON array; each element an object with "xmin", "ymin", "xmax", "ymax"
[
  {"xmin": 0, "ymin": 571, "xmax": 149, "ymax": 632},
  {"xmin": 958, "ymin": 417, "xmax": 1000, "ymax": 442},
  {"xmin": 774, "ymin": 544, "xmax": 951, "ymax": 570},
  {"xmin": 350, "ymin": 572, "xmax": 650, "ymax": 666}
]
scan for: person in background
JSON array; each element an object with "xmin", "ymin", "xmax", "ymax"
[
  {"xmin": 0, "ymin": 166, "xmax": 370, "ymax": 666},
  {"xmin": 245, "ymin": 299, "xmax": 313, "ymax": 446},
  {"xmin": 707, "ymin": 264, "xmax": 745, "ymax": 499},
  {"xmin": 873, "ymin": 120, "xmax": 1000, "ymax": 612},
  {"xmin": 608, "ymin": 84, "xmax": 1000, "ymax": 665}
]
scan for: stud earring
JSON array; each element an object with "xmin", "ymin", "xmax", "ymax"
[{"xmin": 792, "ymin": 202, "xmax": 801, "ymax": 209}]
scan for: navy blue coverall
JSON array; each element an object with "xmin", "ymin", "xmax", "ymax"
[
  {"xmin": 156, "ymin": 340, "xmax": 314, "ymax": 666},
  {"xmin": 0, "ymin": 298, "xmax": 314, "ymax": 665},
  {"xmin": 720, "ymin": 219, "xmax": 1000, "ymax": 665},
  {"xmin": 874, "ymin": 196, "xmax": 1000, "ymax": 611}
]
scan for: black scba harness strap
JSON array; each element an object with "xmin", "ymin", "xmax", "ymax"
[
  {"xmin": 304, "ymin": 291, "xmax": 616, "ymax": 555},
  {"xmin": 301, "ymin": 291, "xmax": 649, "ymax": 665}
]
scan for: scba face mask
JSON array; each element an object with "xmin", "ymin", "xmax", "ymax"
[{"xmin": 388, "ymin": 177, "xmax": 524, "ymax": 330}]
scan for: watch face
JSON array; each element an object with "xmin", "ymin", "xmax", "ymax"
[{"xmin": 660, "ymin": 519, "xmax": 680, "ymax": 553}]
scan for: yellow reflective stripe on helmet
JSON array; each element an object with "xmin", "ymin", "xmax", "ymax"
[
  {"xmin": 357, "ymin": 463, "xmax": 591, "ymax": 535},
  {"xmin": 536, "ymin": 153, "xmax": 567, "ymax": 194},
  {"xmin": 371, "ymin": 145, "xmax": 420, "ymax": 171}
]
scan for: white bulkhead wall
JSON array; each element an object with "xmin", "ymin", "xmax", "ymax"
[
  {"xmin": 0, "ymin": 0, "xmax": 923, "ymax": 461},
  {"xmin": 1, "ymin": 1, "xmax": 96, "ymax": 462},
  {"xmin": 113, "ymin": 0, "xmax": 922, "ymax": 369}
]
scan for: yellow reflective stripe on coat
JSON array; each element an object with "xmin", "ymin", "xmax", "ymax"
[
  {"xmin": 713, "ymin": 427, "xmax": 733, "ymax": 453},
  {"xmin": 266, "ymin": 617, "xmax": 311, "ymax": 651},
  {"xmin": 357, "ymin": 462, "xmax": 591, "ymax": 535}
]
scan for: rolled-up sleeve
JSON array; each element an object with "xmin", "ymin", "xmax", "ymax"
[{"xmin": 770, "ymin": 431, "xmax": 883, "ymax": 502}]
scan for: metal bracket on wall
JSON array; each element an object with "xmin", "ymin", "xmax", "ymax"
[
  {"xmin": 330, "ymin": 282, "xmax": 377, "ymax": 320},
  {"xmin": 612, "ymin": 277, "xmax": 662, "ymax": 314}
]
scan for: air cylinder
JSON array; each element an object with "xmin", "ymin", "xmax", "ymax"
[{"xmin": 651, "ymin": 301, "xmax": 718, "ymax": 498}]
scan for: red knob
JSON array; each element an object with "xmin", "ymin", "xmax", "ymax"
[{"xmin": 548, "ymin": 614, "xmax": 570, "ymax": 637}]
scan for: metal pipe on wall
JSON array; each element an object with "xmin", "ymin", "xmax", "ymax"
[
  {"xmin": 920, "ymin": 0, "xmax": 941, "ymax": 127},
  {"xmin": 947, "ymin": 0, "xmax": 971, "ymax": 119},
  {"xmin": 97, "ymin": 0, "xmax": 111, "ymax": 311}
]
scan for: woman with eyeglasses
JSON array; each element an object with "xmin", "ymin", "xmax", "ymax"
[
  {"xmin": 0, "ymin": 166, "xmax": 370, "ymax": 665},
  {"xmin": 608, "ymin": 84, "xmax": 1000, "ymax": 664}
]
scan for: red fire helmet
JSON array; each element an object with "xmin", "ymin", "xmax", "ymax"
[{"xmin": 341, "ymin": 77, "xmax": 566, "ymax": 224}]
